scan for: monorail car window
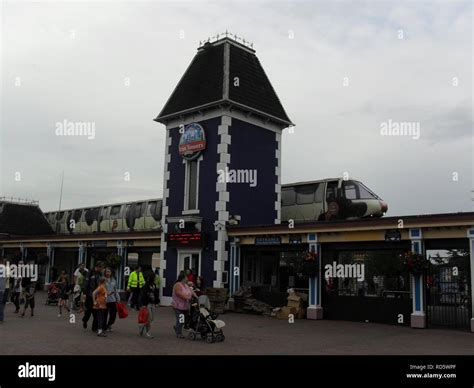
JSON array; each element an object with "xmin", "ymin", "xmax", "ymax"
[
  {"xmin": 326, "ymin": 181, "xmax": 338, "ymax": 201},
  {"xmin": 147, "ymin": 201, "xmax": 161, "ymax": 221},
  {"xmin": 315, "ymin": 184, "xmax": 324, "ymax": 202},
  {"xmin": 357, "ymin": 182, "xmax": 379, "ymax": 199},
  {"xmin": 73, "ymin": 209, "xmax": 82, "ymax": 221},
  {"xmin": 296, "ymin": 184, "xmax": 317, "ymax": 204},
  {"xmin": 147, "ymin": 201, "xmax": 157, "ymax": 216},
  {"xmin": 135, "ymin": 203, "xmax": 145, "ymax": 218},
  {"xmin": 343, "ymin": 181, "xmax": 358, "ymax": 200},
  {"xmin": 85, "ymin": 208, "xmax": 99, "ymax": 224},
  {"xmin": 281, "ymin": 188, "xmax": 296, "ymax": 206},
  {"xmin": 110, "ymin": 205, "xmax": 122, "ymax": 219},
  {"xmin": 57, "ymin": 211, "xmax": 65, "ymax": 221},
  {"xmin": 155, "ymin": 201, "xmax": 162, "ymax": 221},
  {"xmin": 99, "ymin": 207, "xmax": 109, "ymax": 219}
]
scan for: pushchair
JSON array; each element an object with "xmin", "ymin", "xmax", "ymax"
[
  {"xmin": 45, "ymin": 282, "xmax": 61, "ymax": 305},
  {"xmin": 187, "ymin": 295, "xmax": 225, "ymax": 343},
  {"xmin": 71, "ymin": 285, "xmax": 82, "ymax": 312}
]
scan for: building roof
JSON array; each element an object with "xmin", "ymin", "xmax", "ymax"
[
  {"xmin": 155, "ymin": 37, "xmax": 292, "ymax": 126},
  {"xmin": 0, "ymin": 202, "xmax": 54, "ymax": 236}
]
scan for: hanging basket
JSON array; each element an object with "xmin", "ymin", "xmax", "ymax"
[
  {"xmin": 401, "ymin": 251, "xmax": 427, "ymax": 276},
  {"xmin": 300, "ymin": 251, "xmax": 319, "ymax": 277}
]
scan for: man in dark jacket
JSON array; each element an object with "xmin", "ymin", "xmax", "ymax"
[{"xmin": 82, "ymin": 261, "xmax": 104, "ymax": 331}]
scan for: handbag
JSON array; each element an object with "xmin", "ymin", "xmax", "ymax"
[
  {"xmin": 138, "ymin": 306, "xmax": 149, "ymax": 324},
  {"xmin": 116, "ymin": 302, "xmax": 128, "ymax": 319}
]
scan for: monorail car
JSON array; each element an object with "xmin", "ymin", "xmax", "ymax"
[
  {"xmin": 44, "ymin": 179, "xmax": 386, "ymax": 233},
  {"xmin": 281, "ymin": 178, "xmax": 387, "ymax": 222},
  {"xmin": 44, "ymin": 199, "xmax": 162, "ymax": 234}
]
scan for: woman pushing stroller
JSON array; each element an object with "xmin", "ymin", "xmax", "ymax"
[{"xmin": 172, "ymin": 272, "xmax": 198, "ymax": 338}]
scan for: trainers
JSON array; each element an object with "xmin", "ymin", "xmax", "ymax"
[
  {"xmin": 82, "ymin": 321, "xmax": 87, "ymax": 329},
  {"xmin": 144, "ymin": 333, "xmax": 154, "ymax": 339},
  {"xmin": 57, "ymin": 314, "xmax": 62, "ymax": 317},
  {"xmin": 176, "ymin": 334, "xmax": 185, "ymax": 339},
  {"xmin": 97, "ymin": 331, "xmax": 107, "ymax": 337},
  {"xmin": 107, "ymin": 326, "xmax": 112, "ymax": 332}
]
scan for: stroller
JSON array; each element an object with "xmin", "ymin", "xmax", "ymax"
[
  {"xmin": 71, "ymin": 285, "xmax": 82, "ymax": 312},
  {"xmin": 187, "ymin": 295, "xmax": 225, "ymax": 343},
  {"xmin": 45, "ymin": 282, "xmax": 61, "ymax": 305}
]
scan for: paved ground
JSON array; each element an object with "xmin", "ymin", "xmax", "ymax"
[{"xmin": 0, "ymin": 292, "xmax": 472, "ymax": 355}]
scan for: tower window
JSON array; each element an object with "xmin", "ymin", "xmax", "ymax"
[{"xmin": 185, "ymin": 159, "xmax": 199, "ymax": 210}]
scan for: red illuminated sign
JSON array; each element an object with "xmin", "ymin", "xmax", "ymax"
[{"xmin": 167, "ymin": 232, "xmax": 204, "ymax": 247}]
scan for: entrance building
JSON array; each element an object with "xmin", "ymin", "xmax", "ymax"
[{"xmin": 154, "ymin": 35, "xmax": 292, "ymax": 304}]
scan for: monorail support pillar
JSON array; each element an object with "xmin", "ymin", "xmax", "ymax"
[
  {"xmin": 117, "ymin": 240, "xmax": 125, "ymax": 290},
  {"xmin": 467, "ymin": 227, "xmax": 474, "ymax": 332},
  {"xmin": 410, "ymin": 228, "xmax": 426, "ymax": 328},
  {"xmin": 78, "ymin": 242, "xmax": 86, "ymax": 265},
  {"xmin": 228, "ymin": 239, "xmax": 241, "ymax": 310},
  {"xmin": 307, "ymin": 233, "xmax": 323, "ymax": 320},
  {"xmin": 46, "ymin": 243, "xmax": 54, "ymax": 287}
]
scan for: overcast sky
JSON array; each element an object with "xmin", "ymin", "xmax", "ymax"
[{"xmin": 1, "ymin": 0, "xmax": 472, "ymax": 216}]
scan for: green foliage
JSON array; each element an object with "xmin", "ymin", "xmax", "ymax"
[{"xmin": 104, "ymin": 253, "xmax": 122, "ymax": 269}]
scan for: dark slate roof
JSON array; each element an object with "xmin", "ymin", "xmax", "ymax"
[
  {"xmin": 158, "ymin": 43, "xmax": 224, "ymax": 118},
  {"xmin": 155, "ymin": 38, "xmax": 292, "ymax": 126},
  {"xmin": 228, "ymin": 44, "xmax": 290, "ymax": 124},
  {"xmin": 0, "ymin": 202, "xmax": 54, "ymax": 236}
]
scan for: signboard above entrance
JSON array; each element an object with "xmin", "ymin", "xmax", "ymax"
[
  {"xmin": 179, "ymin": 123, "xmax": 206, "ymax": 161},
  {"xmin": 167, "ymin": 232, "xmax": 205, "ymax": 247},
  {"xmin": 255, "ymin": 236, "xmax": 281, "ymax": 246}
]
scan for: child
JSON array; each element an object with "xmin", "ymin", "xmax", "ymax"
[
  {"xmin": 21, "ymin": 281, "xmax": 36, "ymax": 317},
  {"xmin": 58, "ymin": 283, "xmax": 71, "ymax": 317},
  {"xmin": 92, "ymin": 278, "xmax": 107, "ymax": 337}
]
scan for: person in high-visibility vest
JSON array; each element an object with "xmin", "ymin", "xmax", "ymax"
[{"xmin": 127, "ymin": 266, "xmax": 145, "ymax": 311}]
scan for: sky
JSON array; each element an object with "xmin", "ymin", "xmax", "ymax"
[{"xmin": 1, "ymin": 0, "xmax": 472, "ymax": 215}]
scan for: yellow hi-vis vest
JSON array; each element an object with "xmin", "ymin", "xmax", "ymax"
[{"xmin": 128, "ymin": 271, "xmax": 145, "ymax": 289}]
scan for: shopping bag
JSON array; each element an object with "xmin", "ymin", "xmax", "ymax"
[
  {"xmin": 138, "ymin": 306, "xmax": 149, "ymax": 324},
  {"xmin": 116, "ymin": 302, "xmax": 128, "ymax": 319}
]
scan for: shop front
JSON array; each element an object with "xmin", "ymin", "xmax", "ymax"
[{"xmin": 321, "ymin": 242, "xmax": 412, "ymax": 326}]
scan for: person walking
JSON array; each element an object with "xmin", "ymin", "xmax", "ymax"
[
  {"xmin": 138, "ymin": 273, "xmax": 159, "ymax": 339},
  {"xmin": 57, "ymin": 271, "xmax": 71, "ymax": 317},
  {"xmin": 104, "ymin": 268, "xmax": 119, "ymax": 332},
  {"xmin": 21, "ymin": 281, "xmax": 36, "ymax": 317},
  {"xmin": 92, "ymin": 278, "xmax": 107, "ymax": 337},
  {"xmin": 12, "ymin": 276, "xmax": 22, "ymax": 314},
  {"xmin": 0, "ymin": 259, "xmax": 6, "ymax": 323},
  {"xmin": 82, "ymin": 261, "xmax": 104, "ymax": 331},
  {"xmin": 172, "ymin": 272, "xmax": 197, "ymax": 338},
  {"xmin": 73, "ymin": 263, "xmax": 89, "ymax": 285},
  {"xmin": 127, "ymin": 266, "xmax": 144, "ymax": 311}
]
